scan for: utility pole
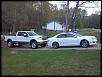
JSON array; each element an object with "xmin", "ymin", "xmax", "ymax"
[{"xmin": 66, "ymin": 1, "xmax": 69, "ymax": 32}]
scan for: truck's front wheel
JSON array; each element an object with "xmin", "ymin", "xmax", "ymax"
[
  {"xmin": 31, "ymin": 41, "xmax": 38, "ymax": 49},
  {"xmin": 7, "ymin": 41, "xmax": 13, "ymax": 47}
]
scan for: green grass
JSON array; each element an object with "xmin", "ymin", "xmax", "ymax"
[{"xmin": 2, "ymin": 48, "xmax": 100, "ymax": 76}]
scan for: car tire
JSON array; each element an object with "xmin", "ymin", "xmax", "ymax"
[
  {"xmin": 7, "ymin": 40, "xmax": 13, "ymax": 47},
  {"xmin": 52, "ymin": 42, "xmax": 59, "ymax": 49},
  {"xmin": 81, "ymin": 40, "xmax": 89, "ymax": 48},
  {"xmin": 31, "ymin": 41, "xmax": 38, "ymax": 49}
]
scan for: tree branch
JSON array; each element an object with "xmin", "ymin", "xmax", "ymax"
[
  {"xmin": 79, "ymin": 6, "xmax": 98, "ymax": 8},
  {"xmin": 78, "ymin": 1, "xmax": 87, "ymax": 6}
]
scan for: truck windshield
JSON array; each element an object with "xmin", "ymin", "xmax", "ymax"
[{"xmin": 27, "ymin": 32, "xmax": 38, "ymax": 36}]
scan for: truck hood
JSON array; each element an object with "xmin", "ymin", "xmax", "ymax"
[
  {"xmin": 30, "ymin": 35, "xmax": 48, "ymax": 40},
  {"xmin": 30, "ymin": 35, "xmax": 42, "ymax": 38}
]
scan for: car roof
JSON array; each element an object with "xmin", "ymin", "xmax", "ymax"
[{"xmin": 59, "ymin": 32, "xmax": 75, "ymax": 34}]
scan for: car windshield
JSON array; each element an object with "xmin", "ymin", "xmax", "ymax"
[{"xmin": 27, "ymin": 31, "xmax": 38, "ymax": 36}]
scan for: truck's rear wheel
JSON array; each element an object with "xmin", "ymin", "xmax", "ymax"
[
  {"xmin": 7, "ymin": 41, "xmax": 13, "ymax": 47},
  {"xmin": 31, "ymin": 41, "xmax": 38, "ymax": 49}
]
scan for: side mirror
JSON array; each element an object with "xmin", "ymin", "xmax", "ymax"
[{"xmin": 23, "ymin": 34, "xmax": 28, "ymax": 37}]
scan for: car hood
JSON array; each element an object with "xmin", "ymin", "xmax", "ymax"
[{"xmin": 81, "ymin": 36, "xmax": 97, "ymax": 39}]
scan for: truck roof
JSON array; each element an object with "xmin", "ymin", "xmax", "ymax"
[{"xmin": 17, "ymin": 31, "xmax": 35, "ymax": 32}]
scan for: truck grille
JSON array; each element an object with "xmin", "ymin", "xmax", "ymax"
[{"xmin": 42, "ymin": 36, "xmax": 48, "ymax": 40}]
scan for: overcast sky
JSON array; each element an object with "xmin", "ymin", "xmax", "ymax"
[{"xmin": 49, "ymin": 1, "xmax": 101, "ymax": 16}]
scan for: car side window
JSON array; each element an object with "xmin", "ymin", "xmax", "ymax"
[
  {"xmin": 66, "ymin": 34, "xmax": 75, "ymax": 37},
  {"xmin": 57, "ymin": 34, "xmax": 67, "ymax": 38}
]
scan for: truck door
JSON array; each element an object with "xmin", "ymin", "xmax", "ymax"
[{"xmin": 16, "ymin": 32, "xmax": 29, "ymax": 43}]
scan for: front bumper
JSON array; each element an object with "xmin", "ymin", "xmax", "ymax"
[
  {"xmin": 37, "ymin": 40, "xmax": 48, "ymax": 44},
  {"xmin": 89, "ymin": 40, "xmax": 97, "ymax": 45}
]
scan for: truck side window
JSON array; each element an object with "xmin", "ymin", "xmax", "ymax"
[
  {"xmin": 17, "ymin": 32, "xmax": 28, "ymax": 36},
  {"xmin": 22, "ymin": 32, "xmax": 28, "ymax": 36},
  {"xmin": 17, "ymin": 32, "xmax": 22, "ymax": 36}
]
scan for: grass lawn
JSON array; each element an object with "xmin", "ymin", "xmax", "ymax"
[{"xmin": 1, "ymin": 48, "xmax": 100, "ymax": 76}]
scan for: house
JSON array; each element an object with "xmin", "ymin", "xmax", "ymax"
[{"xmin": 42, "ymin": 21, "xmax": 65, "ymax": 31}]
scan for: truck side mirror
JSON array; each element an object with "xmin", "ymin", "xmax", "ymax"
[{"xmin": 24, "ymin": 34, "xmax": 28, "ymax": 37}]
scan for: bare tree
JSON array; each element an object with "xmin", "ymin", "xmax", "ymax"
[
  {"xmin": 71, "ymin": 1, "xmax": 79, "ymax": 32},
  {"xmin": 66, "ymin": 1, "xmax": 69, "ymax": 32},
  {"xmin": 71, "ymin": 1, "xmax": 100, "ymax": 32}
]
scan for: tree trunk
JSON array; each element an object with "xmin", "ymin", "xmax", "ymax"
[
  {"xmin": 12, "ymin": 8, "xmax": 16, "ymax": 34},
  {"xmin": 66, "ymin": 1, "xmax": 69, "ymax": 32},
  {"xmin": 71, "ymin": 1, "xmax": 79, "ymax": 32}
]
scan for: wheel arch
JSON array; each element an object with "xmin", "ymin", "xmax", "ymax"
[
  {"xmin": 30, "ymin": 39, "xmax": 37, "ymax": 45},
  {"xmin": 52, "ymin": 41, "xmax": 59, "ymax": 47},
  {"xmin": 80, "ymin": 39, "xmax": 89, "ymax": 46}
]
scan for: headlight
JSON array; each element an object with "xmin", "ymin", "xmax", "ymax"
[
  {"xmin": 91, "ymin": 37, "xmax": 97, "ymax": 40},
  {"xmin": 38, "ymin": 37, "xmax": 42, "ymax": 40}
]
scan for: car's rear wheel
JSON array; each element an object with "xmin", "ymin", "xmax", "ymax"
[
  {"xmin": 81, "ymin": 40, "xmax": 89, "ymax": 48},
  {"xmin": 52, "ymin": 42, "xmax": 59, "ymax": 49},
  {"xmin": 31, "ymin": 41, "xmax": 38, "ymax": 49}
]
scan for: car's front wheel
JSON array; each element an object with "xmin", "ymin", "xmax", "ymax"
[
  {"xmin": 80, "ymin": 40, "xmax": 89, "ymax": 48},
  {"xmin": 52, "ymin": 42, "xmax": 59, "ymax": 49},
  {"xmin": 31, "ymin": 41, "xmax": 38, "ymax": 49}
]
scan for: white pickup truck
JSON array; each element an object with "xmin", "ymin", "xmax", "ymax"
[{"xmin": 4, "ymin": 31, "xmax": 48, "ymax": 49}]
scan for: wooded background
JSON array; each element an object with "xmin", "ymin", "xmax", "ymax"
[{"xmin": 2, "ymin": 1, "xmax": 101, "ymax": 34}]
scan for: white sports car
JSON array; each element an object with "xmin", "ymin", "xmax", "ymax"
[{"xmin": 47, "ymin": 32, "xmax": 97, "ymax": 48}]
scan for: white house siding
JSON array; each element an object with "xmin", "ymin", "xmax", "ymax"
[{"xmin": 46, "ymin": 21, "xmax": 65, "ymax": 31}]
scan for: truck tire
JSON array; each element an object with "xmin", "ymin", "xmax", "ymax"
[
  {"xmin": 31, "ymin": 41, "xmax": 38, "ymax": 49},
  {"xmin": 7, "ymin": 40, "xmax": 13, "ymax": 47}
]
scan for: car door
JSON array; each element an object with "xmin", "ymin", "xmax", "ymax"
[
  {"xmin": 65, "ymin": 34, "xmax": 80, "ymax": 46},
  {"xmin": 56, "ymin": 34, "xmax": 68, "ymax": 46}
]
